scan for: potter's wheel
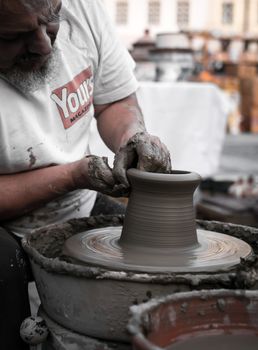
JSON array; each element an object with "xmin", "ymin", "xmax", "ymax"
[
  {"xmin": 63, "ymin": 169, "xmax": 253, "ymax": 273},
  {"xmin": 22, "ymin": 214, "xmax": 258, "ymax": 343},
  {"xmin": 63, "ymin": 226, "xmax": 252, "ymax": 273}
]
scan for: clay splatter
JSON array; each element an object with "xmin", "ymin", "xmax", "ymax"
[{"xmin": 27, "ymin": 147, "xmax": 37, "ymax": 168}]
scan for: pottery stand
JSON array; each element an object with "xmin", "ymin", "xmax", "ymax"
[{"xmin": 22, "ymin": 170, "xmax": 258, "ymax": 348}]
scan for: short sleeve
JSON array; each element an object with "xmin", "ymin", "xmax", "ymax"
[{"xmin": 91, "ymin": 0, "xmax": 138, "ymax": 104}]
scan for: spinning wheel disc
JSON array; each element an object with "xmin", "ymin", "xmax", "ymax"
[{"xmin": 63, "ymin": 227, "xmax": 252, "ymax": 273}]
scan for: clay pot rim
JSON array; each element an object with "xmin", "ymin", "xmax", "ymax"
[
  {"xmin": 129, "ymin": 289, "xmax": 258, "ymax": 315},
  {"xmin": 127, "ymin": 169, "xmax": 201, "ymax": 182},
  {"xmin": 128, "ymin": 289, "xmax": 258, "ymax": 337}
]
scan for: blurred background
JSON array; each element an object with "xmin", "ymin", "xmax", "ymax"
[{"xmin": 90, "ymin": 0, "xmax": 258, "ymax": 228}]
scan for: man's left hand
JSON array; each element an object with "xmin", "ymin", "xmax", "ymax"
[{"xmin": 113, "ymin": 132, "xmax": 172, "ymax": 187}]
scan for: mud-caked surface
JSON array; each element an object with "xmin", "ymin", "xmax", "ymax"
[
  {"xmin": 26, "ymin": 215, "xmax": 123, "ymax": 259},
  {"xmin": 197, "ymin": 220, "xmax": 258, "ymax": 255},
  {"xmin": 197, "ymin": 220, "xmax": 258, "ymax": 289}
]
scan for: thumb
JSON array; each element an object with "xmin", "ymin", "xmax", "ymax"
[
  {"xmin": 88, "ymin": 156, "xmax": 115, "ymax": 187},
  {"xmin": 113, "ymin": 147, "xmax": 135, "ymax": 186}
]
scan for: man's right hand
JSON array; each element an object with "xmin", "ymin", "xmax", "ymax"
[
  {"xmin": 0, "ymin": 154, "xmax": 130, "ymax": 221},
  {"xmin": 72, "ymin": 155, "xmax": 129, "ymax": 197}
]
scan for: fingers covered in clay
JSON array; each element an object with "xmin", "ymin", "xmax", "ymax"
[
  {"xmin": 135, "ymin": 134, "xmax": 171, "ymax": 173},
  {"xmin": 87, "ymin": 156, "xmax": 129, "ymax": 197},
  {"xmin": 113, "ymin": 144, "xmax": 135, "ymax": 187},
  {"xmin": 113, "ymin": 132, "xmax": 172, "ymax": 186}
]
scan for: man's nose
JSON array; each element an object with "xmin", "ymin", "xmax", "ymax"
[{"xmin": 26, "ymin": 25, "xmax": 52, "ymax": 56}]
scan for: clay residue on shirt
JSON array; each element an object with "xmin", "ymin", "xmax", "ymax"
[{"xmin": 27, "ymin": 147, "xmax": 37, "ymax": 168}]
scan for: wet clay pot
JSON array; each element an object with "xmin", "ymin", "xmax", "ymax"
[
  {"xmin": 120, "ymin": 170, "xmax": 200, "ymax": 249},
  {"xmin": 128, "ymin": 289, "xmax": 258, "ymax": 350},
  {"xmin": 22, "ymin": 216, "xmax": 258, "ymax": 343}
]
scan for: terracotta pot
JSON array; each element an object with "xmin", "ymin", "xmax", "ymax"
[{"xmin": 128, "ymin": 290, "xmax": 258, "ymax": 350}]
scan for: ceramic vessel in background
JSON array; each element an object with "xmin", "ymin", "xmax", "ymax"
[{"xmin": 128, "ymin": 289, "xmax": 258, "ymax": 350}]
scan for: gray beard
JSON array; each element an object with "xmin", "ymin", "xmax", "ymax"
[{"xmin": 0, "ymin": 46, "xmax": 61, "ymax": 94}]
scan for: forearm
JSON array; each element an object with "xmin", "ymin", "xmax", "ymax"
[
  {"xmin": 95, "ymin": 93, "xmax": 146, "ymax": 152},
  {"xmin": 0, "ymin": 161, "xmax": 83, "ymax": 221}
]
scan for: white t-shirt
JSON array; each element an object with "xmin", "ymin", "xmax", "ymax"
[{"xmin": 0, "ymin": 0, "xmax": 138, "ymax": 236}]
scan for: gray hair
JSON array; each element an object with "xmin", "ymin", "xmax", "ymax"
[{"xmin": 0, "ymin": 0, "xmax": 54, "ymax": 12}]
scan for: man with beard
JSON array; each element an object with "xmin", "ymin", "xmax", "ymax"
[{"xmin": 0, "ymin": 0, "xmax": 171, "ymax": 348}]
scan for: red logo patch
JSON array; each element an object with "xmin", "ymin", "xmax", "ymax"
[{"xmin": 51, "ymin": 67, "xmax": 93, "ymax": 129}]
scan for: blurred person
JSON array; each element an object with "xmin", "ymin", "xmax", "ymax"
[{"xmin": 0, "ymin": 0, "xmax": 171, "ymax": 348}]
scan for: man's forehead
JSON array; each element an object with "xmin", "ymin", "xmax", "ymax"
[
  {"xmin": 0, "ymin": 0, "xmax": 61, "ymax": 16},
  {"xmin": 0, "ymin": 0, "xmax": 61, "ymax": 31}
]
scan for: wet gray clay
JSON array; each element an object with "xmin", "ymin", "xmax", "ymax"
[{"xmin": 120, "ymin": 170, "xmax": 200, "ymax": 248}]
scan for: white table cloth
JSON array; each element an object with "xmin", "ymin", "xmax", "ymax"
[{"xmin": 89, "ymin": 82, "xmax": 230, "ymax": 178}]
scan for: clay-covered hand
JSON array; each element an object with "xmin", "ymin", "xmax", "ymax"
[
  {"xmin": 113, "ymin": 132, "xmax": 172, "ymax": 186},
  {"xmin": 79, "ymin": 156, "xmax": 128, "ymax": 197}
]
